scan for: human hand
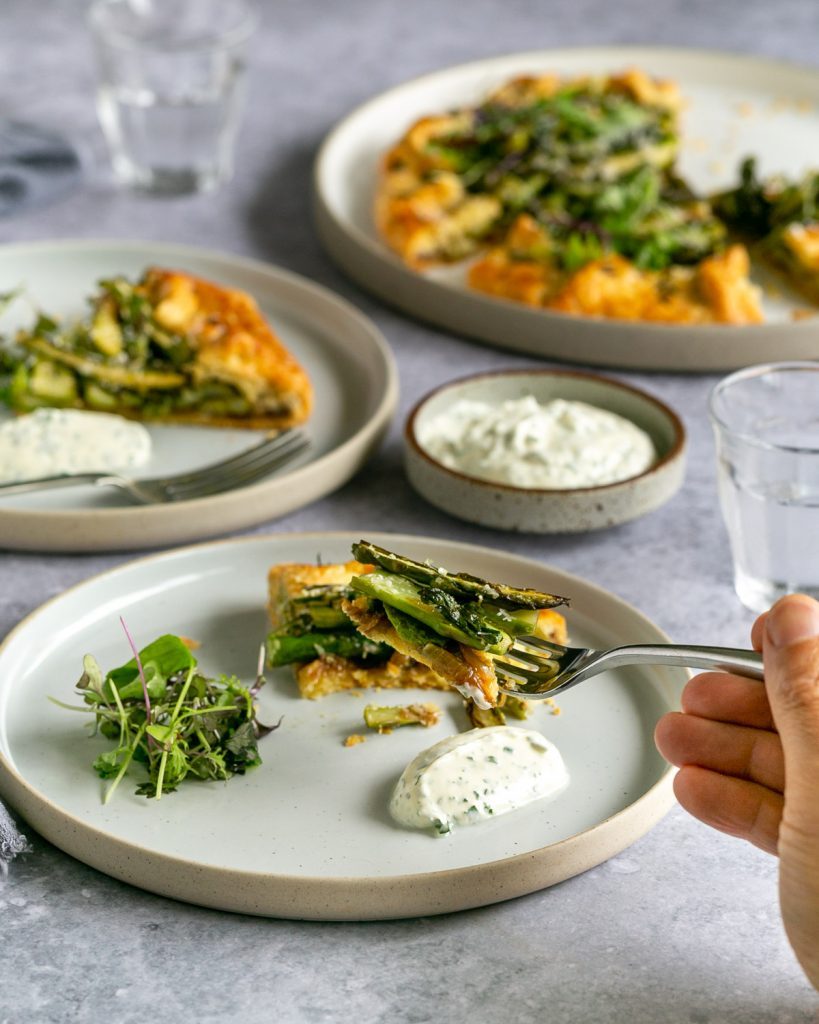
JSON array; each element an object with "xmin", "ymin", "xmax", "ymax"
[{"xmin": 655, "ymin": 593, "xmax": 819, "ymax": 992}]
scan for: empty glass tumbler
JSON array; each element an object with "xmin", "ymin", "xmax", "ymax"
[
  {"xmin": 710, "ymin": 362, "xmax": 819, "ymax": 613},
  {"xmin": 89, "ymin": 0, "xmax": 255, "ymax": 194}
]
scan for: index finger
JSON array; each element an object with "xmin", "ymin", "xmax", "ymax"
[
  {"xmin": 681, "ymin": 671, "xmax": 774, "ymax": 730},
  {"xmin": 751, "ymin": 612, "xmax": 768, "ymax": 653}
]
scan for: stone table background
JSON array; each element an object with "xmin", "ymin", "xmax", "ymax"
[{"xmin": 2, "ymin": 0, "xmax": 819, "ymax": 1021}]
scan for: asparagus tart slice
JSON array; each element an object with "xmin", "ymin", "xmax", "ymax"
[{"xmin": 341, "ymin": 541, "xmax": 569, "ymax": 709}]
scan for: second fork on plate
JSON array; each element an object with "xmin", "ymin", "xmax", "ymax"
[{"xmin": 0, "ymin": 428, "xmax": 310, "ymax": 504}]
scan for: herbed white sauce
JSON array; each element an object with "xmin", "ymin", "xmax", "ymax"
[
  {"xmin": 419, "ymin": 396, "xmax": 656, "ymax": 489},
  {"xmin": 390, "ymin": 726, "xmax": 569, "ymax": 835},
  {"xmin": 0, "ymin": 408, "xmax": 152, "ymax": 483}
]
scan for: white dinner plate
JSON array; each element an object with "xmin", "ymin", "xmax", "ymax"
[
  {"xmin": 0, "ymin": 240, "xmax": 397, "ymax": 552},
  {"xmin": 314, "ymin": 47, "xmax": 819, "ymax": 371},
  {"xmin": 0, "ymin": 531, "xmax": 685, "ymax": 920}
]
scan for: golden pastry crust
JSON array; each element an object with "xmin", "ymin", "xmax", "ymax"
[
  {"xmin": 534, "ymin": 609, "xmax": 569, "ymax": 645},
  {"xmin": 606, "ymin": 68, "xmax": 683, "ymax": 112},
  {"xmin": 267, "ymin": 560, "xmax": 373, "ymax": 629},
  {"xmin": 770, "ymin": 223, "xmax": 819, "ymax": 305},
  {"xmin": 692, "ymin": 246, "xmax": 765, "ymax": 323},
  {"xmin": 376, "ymin": 169, "xmax": 502, "ymax": 268},
  {"xmin": 141, "ymin": 268, "xmax": 313, "ymax": 428},
  {"xmin": 376, "ymin": 105, "xmax": 504, "ymax": 268},
  {"xmin": 485, "ymin": 68, "xmax": 682, "ymax": 114},
  {"xmin": 295, "ymin": 652, "xmax": 447, "ymax": 700},
  {"xmin": 550, "ymin": 245, "xmax": 763, "ymax": 324},
  {"xmin": 471, "ymin": 232, "xmax": 764, "ymax": 324}
]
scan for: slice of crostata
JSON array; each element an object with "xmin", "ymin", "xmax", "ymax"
[
  {"xmin": 341, "ymin": 541, "xmax": 570, "ymax": 710},
  {"xmin": 2, "ymin": 267, "xmax": 312, "ymax": 428}
]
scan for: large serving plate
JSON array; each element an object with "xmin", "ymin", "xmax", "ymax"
[
  {"xmin": 0, "ymin": 532, "xmax": 685, "ymax": 920},
  {"xmin": 0, "ymin": 241, "xmax": 397, "ymax": 552},
  {"xmin": 315, "ymin": 47, "xmax": 819, "ymax": 371}
]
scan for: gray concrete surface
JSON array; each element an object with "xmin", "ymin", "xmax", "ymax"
[{"xmin": 1, "ymin": 1, "xmax": 818, "ymax": 1021}]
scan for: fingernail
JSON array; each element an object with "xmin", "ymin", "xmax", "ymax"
[{"xmin": 766, "ymin": 598, "xmax": 819, "ymax": 648}]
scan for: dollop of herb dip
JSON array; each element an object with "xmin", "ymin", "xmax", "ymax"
[
  {"xmin": 389, "ymin": 726, "xmax": 569, "ymax": 835},
  {"xmin": 0, "ymin": 407, "xmax": 151, "ymax": 483}
]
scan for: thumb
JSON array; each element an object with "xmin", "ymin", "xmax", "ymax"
[
  {"xmin": 763, "ymin": 595, "xmax": 819, "ymax": 990},
  {"xmin": 763, "ymin": 594, "xmax": 819, "ymax": 834}
]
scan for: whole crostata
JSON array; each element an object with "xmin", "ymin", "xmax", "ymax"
[{"xmin": 376, "ymin": 68, "xmax": 771, "ymax": 325}]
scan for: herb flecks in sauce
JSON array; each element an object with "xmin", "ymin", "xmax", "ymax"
[
  {"xmin": 389, "ymin": 726, "xmax": 569, "ymax": 835},
  {"xmin": 420, "ymin": 396, "xmax": 656, "ymax": 489},
  {"xmin": 0, "ymin": 408, "xmax": 151, "ymax": 484}
]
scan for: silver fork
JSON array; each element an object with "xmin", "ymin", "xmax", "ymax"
[
  {"xmin": 0, "ymin": 428, "xmax": 310, "ymax": 504},
  {"xmin": 494, "ymin": 635, "xmax": 764, "ymax": 700}
]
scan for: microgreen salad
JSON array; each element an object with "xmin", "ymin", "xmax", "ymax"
[{"xmin": 53, "ymin": 624, "xmax": 278, "ymax": 802}]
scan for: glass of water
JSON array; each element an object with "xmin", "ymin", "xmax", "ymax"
[
  {"xmin": 88, "ymin": 0, "xmax": 255, "ymax": 194},
  {"xmin": 710, "ymin": 362, "xmax": 819, "ymax": 613}
]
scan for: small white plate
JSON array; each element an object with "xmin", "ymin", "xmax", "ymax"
[
  {"xmin": 0, "ymin": 531, "xmax": 685, "ymax": 920},
  {"xmin": 314, "ymin": 46, "xmax": 819, "ymax": 371},
  {"xmin": 405, "ymin": 370, "xmax": 687, "ymax": 532},
  {"xmin": 0, "ymin": 240, "xmax": 397, "ymax": 552}
]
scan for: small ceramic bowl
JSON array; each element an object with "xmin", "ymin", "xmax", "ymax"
[{"xmin": 404, "ymin": 369, "xmax": 686, "ymax": 533}]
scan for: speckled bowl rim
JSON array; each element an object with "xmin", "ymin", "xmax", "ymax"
[
  {"xmin": 405, "ymin": 369, "xmax": 687, "ymax": 496},
  {"xmin": 0, "ymin": 530, "xmax": 683, "ymax": 921}
]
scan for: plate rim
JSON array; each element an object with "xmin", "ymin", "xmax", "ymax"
[
  {"xmin": 313, "ymin": 45, "xmax": 819, "ymax": 367},
  {"xmin": 0, "ymin": 238, "xmax": 399, "ymax": 549},
  {"xmin": 0, "ymin": 529, "xmax": 683, "ymax": 920}
]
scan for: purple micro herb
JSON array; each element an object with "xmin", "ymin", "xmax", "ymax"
[
  {"xmin": 119, "ymin": 615, "xmax": 155, "ymax": 743},
  {"xmin": 250, "ymin": 642, "xmax": 280, "ymax": 737},
  {"xmin": 256, "ymin": 642, "xmax": 265, "ymax": 679},
  {"xmin": 250, "ymin": 643, "xmax": 266, "ymax": 698}
]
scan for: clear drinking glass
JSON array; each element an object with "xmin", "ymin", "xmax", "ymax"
[
  {"xmin": 88, "ymin": 0, "xmax": 255, "ymax": 195},
  {"xmin": 710, "ymin": 362, "xmax": 819, "ymax": 613}
]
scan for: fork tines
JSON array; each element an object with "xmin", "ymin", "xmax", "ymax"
[
  {"xmin": 163, "ymin": 428, "xmax": 310, "ymax": 501},
  {"xmin": 511, "ymin": 635, "xmax": 566, "ymax": 656},
  {"xmin": 493, "ymin": 633, "xmax": 565, "ymax": 687},
  {"xmin": 163, "ymin": 428, "xmax": 305, "ymax": 486},
  {"xmin": 494, "ymin": 656, "xmax": 559, "ymax": 686},
  {"xmin": 496, "ymin": 648, "xmax": 546, "ymax": 671}
]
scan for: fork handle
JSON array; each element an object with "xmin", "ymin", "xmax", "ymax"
[
  {"xmin": 601, "ymin": 644, "xmax": 764, "ymax": 680},
  {"xmin": 0, "ymin": 472, "xmax": 114, "ymax": 496}
]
